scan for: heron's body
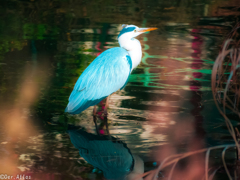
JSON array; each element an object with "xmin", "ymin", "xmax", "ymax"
[
  {"xmin": 65, "ymin": 25, "xmax": 156, "ymax": 114},
  {"xmin": 65, "ymin": 47, "xmax": 132, "ymax": 114}
]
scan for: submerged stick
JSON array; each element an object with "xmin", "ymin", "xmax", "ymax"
[{"xmin": 222, "ymin": 146, "xmax": 232, "ymax": 180}]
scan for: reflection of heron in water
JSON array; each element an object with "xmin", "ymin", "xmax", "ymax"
[
  {"xmin": 65, "ymin": 25, "xmax": 157, "ymax": 116},
  {"xmin": 68, "ymin": 124, "xmax": 144, "ymax": 180}
]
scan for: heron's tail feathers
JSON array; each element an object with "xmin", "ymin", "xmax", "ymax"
[{"xmin": 65, "ymin": 90, "xmax": 106, "ymax": 114}]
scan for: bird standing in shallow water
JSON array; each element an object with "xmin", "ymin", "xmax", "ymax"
[{"xmin": 65, "ymin": 24, "xmax": 157, "ymax": 116}]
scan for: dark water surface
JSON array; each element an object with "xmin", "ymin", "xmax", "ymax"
[{"xmin": 0, "ymin": 0, "xmax": 239, "ymax": 179}]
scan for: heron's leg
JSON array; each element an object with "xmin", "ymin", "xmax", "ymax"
[
  {"xmin": 104, "ymin": 116, "xmax": 111, "ymax": 139},
  {"xmin": 93, "ymin": 105, "xmax": 97, "ymax": 116},
  {"xmin": 93, "ymin": 105, "xmax": 99, "ymax": 134},
  {"xmin": 104, "ymin": 96, "xmax": 109, "ymax": 116},
  {"xmin": 93, "ymin": 115, "xmax": 100, "ymax": 135}
]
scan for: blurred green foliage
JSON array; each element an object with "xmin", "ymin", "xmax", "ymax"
[
  {"xmin": 0, "ymin": 11, "xmax": 24, "ymax": 60},
  {"xmin": 23, "ymin": 23, "xmax": 59, "ymax": 40}
]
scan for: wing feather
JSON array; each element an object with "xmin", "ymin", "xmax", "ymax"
[{"xmin": 65, "ymin": 47, "xmax": 132, "ymax": 114}]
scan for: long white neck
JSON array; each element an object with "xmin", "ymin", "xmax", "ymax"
[{"xmin": 118, "ymin": 37, "xmax": 142, "ymax": 70}]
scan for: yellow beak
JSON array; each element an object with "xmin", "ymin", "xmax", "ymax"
[{"xmin": 138, "ymin": 27, "xmax": 158, "ymax": 33}]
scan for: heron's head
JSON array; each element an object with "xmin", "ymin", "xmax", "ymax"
[
  {"xmin": 118, "ymin": 24, "xmax": 157, "ymax": 40},
  {"xmin": 118, "ymin": 24, "xmax": 157, "ymax": 51}
]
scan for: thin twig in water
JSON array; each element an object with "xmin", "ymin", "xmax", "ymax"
[
  {"xmin": 205, "ymin": 149, "xmax": 211, "ymax": 180},
  {"xmin": 150, "ymin": 144, "xmax": 236, "ymax": 180},
  {"xmin": 222, "ymin": 146, "xmax": 232, "ymax": 180},
  {"xmin": 168, "ymin": 160, "xmax": 178, "ymax": 180},
  {"xmin": 209, "ymin": 167, "xmax": 221, "ymax": 180}
]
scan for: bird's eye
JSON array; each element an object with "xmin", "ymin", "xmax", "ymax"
[{"xmin": 134, "ymin": 29, "xmax": 137, "ymax": 32}]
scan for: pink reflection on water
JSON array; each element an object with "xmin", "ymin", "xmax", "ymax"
[
  {"xmin": 146, "ymin": 29, "xmax": 206, "ymax": 179},
  {"xmin": 95, "ymin": 42, "xmax": 102, "ymax": 56},
  {"xmin": 190, "ymin": 28, "xmax": 205, "ymax": 143},
  {"xmin": 193, "ymin": 72, "xmax": 203, "ymax": 78}
]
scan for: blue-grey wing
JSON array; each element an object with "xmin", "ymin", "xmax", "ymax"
[{"xmin": 65, "ymin": 47, "xmax": 132, "ymax": 114}]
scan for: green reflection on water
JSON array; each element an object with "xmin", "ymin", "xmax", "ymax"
[
  {"xmin": 35, "ymin": 50, "xmax": 95, "ymax": 124},
  {"xmin": 23, "ymin": 24, "xmax": 59, "ymax": 40}
]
